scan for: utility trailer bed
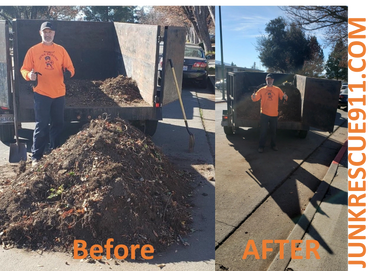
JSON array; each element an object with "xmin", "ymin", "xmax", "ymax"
[
  {"xmin": 222, "ymin": 71, "xmax": 341, "ymax": 138},
  {"xmin": 0, "ymin": 19, "xmax": 186, "ymax": 141}
]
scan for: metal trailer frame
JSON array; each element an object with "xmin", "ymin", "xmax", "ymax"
[
  {"xmin": 222, "ymin": 71, "xmax": 341, "ymax": 138},
  {"xmin": 0, "ymin": 19, "xmax": 186, "ymax": 141}
]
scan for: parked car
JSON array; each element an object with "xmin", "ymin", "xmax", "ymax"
[
  {"xmin": 215, "ymin": 79, "xmax": 226, "ymax": 90},
  {"xmin": 338, "ymin": 87, "xmax": 348, "ymax": 109},
  {"xmin": 158, "ymin": 43, "xmax": 208, "ymax": 88},
  {"xmin": 182, "ymin": 43, "xmax": 208, "ymax": 88}
]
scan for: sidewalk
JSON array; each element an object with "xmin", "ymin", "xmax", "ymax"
[
  {"xmin": 267, "ymin": 140, "xmax": 348, "ymax": 271},
  {"xmin": 215, "ymin": 88, "xmax": 226, "ymax": 103}
]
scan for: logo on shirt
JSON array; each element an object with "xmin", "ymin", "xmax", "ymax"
[
  {"xmin": 265, "ymin": 90, "xmax": 275, "ymax": 101},
  {"xmin": 44, "ymin": 55, "xmax": 54, "ymax": 70}
]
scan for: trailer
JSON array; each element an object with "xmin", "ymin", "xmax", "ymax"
[
  {"xmin": 0, "ymin": 19, "xmax": 186, "ymax": 142},
  {"xmin": 221, "ymin": 71, "xmax": 341, "ymax": 138}
]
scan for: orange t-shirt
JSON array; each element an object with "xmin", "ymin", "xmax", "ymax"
[
  {"xmin": 20, "ymin": 42, "xmax": 75, "ymax": 98},
  {"xmin": 251, "ymin": 85, "xmax": 285, "ymax": 117}
]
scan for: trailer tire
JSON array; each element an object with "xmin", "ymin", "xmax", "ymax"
[
  {"xmin": 0, "ymin": 124, "xmax": 15, "ymax": 143},
  {"xmin": 298, "ymin": 130, "xmax": 308, "ymax": 139},
  {"xmin": 224, "ymin": 126, "xmax": 234, "ymax": 135},
  {"xmin": 200, "ymin": 76, "xmax": 208, "ymax": 89},
  {"xmin": 144, "ymin": 120, "xmax": 158, "ymax": 136}
]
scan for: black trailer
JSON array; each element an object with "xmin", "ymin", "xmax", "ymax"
[
  {"xmin": 221, "ymin": 71, "xmax": 341, "ymax": 138},
  {"xmin": 0, "ymin": 19, "xmax": 186, "ymax": 142}
]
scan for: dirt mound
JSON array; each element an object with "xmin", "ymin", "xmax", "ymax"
[
  {"xmin": 278, "ymin": 83, "xmax": 302, "ymax": 122},
  {"xmin": 65, "ymin": 75, "xmax": 149, "ymax": 107},
  {"xmin": 0, "ymin": 118, "xmax": 192, "ymax": 253},
  {"xmin": 235, "ymin": 94, "xmax": 260, "ymax": 120}
]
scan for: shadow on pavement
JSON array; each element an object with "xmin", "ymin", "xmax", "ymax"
[{"xmin": 219, "ymin": 114, "xmax": 347, "ymax": 257}]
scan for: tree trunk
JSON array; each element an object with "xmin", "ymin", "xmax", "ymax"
[
  {"xmin": 208, "ymin": 6, "xmax": 215, "ymax": 26},
  {"xmin": 182, "ymin": 6, "xmax": 212, "ymax": 53}
]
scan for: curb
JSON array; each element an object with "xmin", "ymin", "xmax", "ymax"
[
  {"xmin": 267, "ymin": 139, "xmax": 348, "ymax": 271},
  {"xmin": 215, "ymin": 90, "xmax": 227, "ymax": 103}
]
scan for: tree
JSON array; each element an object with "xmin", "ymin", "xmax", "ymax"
[
  {"xmin": 299, "ymin": 36, "xmax": 325, "ymax": 77},
  {"xmin": 182, "ymin": 6, "xmax": 212, "ymax": 53},
  {"xmin": 83, "ymin": 3, "xmax": 135, "ymax": 23},
  {"xmin": 0, "ymin": 6, "xmax": 139, "ymax": 23},
  {"xmin": 208, "ymin": 6, "xmax": 215, "ymax": 26},
  {"xmin": 256, "ymin": 17, "xmax": 316, "ymax": 74},
  {"xmin": 280, "ymin": 6, "xmax": 348, "ymax": 66},
  {"xmin": 139, "ymin": 6, "xmax": 190, "ymax": 28},
  {"xmin": 139, "ymin": 6, "xmax": 214, "ymax": 53},
  {"xmin": 285, "ymin": 23, "xmax": 310, "ymax": 72},
  {"xmin": 325, "ymin": 40, "xmax": 347, "ymax": 81},
  {"xmin": 0, "ymin": 6, "xmax": 50, "ymax": 23},
  {"xmin": 257, "ymin": 17, "xmax": 289, "ymax": 72}
]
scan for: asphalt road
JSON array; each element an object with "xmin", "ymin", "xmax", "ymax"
[
  {"xmin": 215, "ymin": 100, "xmax": 348, "ymax": 271},
  {"xmin": 0, "ymin": 83, "xmax": 215, "ymax": 271}
]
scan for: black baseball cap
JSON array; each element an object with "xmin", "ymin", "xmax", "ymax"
[
  {"xmin": 40, "ymin": 21, "xmax": 55, "ymax": 31},
  {"xmin": 266, "ymin": 73, "xmax": 274, "ymax": 79}
]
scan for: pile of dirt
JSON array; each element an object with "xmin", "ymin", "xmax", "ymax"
[
  {"xmin": 0, "ymin": 118, "xmax": 192, "ymax": 254},
  {"xmin": 235, "ymin": 83, "xmax": 265, "ymax": 121},
  {"xmin": 65, "ymin": 75, "xmax": 149, "ymax": 107},
  {"xmin": 235, "ymin": 82, "xmax": 301, "ymax": 122},
  {"xmin": 278, "ymin": 83, "xmax": 302, "ymax": 122}
]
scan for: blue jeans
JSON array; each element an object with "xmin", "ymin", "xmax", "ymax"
[
  {"xmin": 259, "ymin": 113, "xmax": 278, "ymax": 149},
  {"xmin": 32, "ymin": 93, "xmax": 65, "ymax": 160}
]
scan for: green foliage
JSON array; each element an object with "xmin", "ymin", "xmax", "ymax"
[
  {"xmin": 0, "ymin": 6, "xmax": 49, "ymax": 23},
  {"xmin": 285, "ymin": 23, "xmax": 310, "ymax": 72},
  {"xmin": 82, "ymin": 6, "xmax": 137, "ymax": 22},
  {"xmin": 47, "ymin": 185, "xmax": 64, "ymax": 200},
  {"xmin": 257, "ymin": 17, "xmax": 322, "ymax": 74},
  {"xmin": 206, "ymin": 51, "xmax": 215, "ymax": 56},
  {"xmin": 257, "ymin": 17, "xmax": 288, "ymax": 72},
  {"xmin": 325, "ymin": 40, "xmax": 348, "ymax": 81},
  {"xmin": 0, "ymin": 3, "xmax": 136, "ymax": 24}
]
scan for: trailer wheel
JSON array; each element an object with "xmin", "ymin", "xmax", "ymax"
[
  {"xmin": 200, "ymin": 76, "xmax": 208, "ymax": 89},
  {"xmin": 298, "ymin": 130, "xmax": 308, "ymax": 139},
  {"xmin": 0, "ymin": 124, "xmax": 15, "ymax": 143},
  {"xmin": 144, "ymin": 120, "xmax": 158, "ymax": 136},
  {"xmin": 224, "ymin": 126, "xmax": 234, "ymax": 135}
]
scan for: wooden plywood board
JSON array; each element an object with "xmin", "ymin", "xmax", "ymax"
[
  {"xmin": 114, "ymin": 22, "xmax": 159, "ymax": 106},
  {"xmin": 161, "ymin": 26, "xmax": 186, "ymax": 105},
  {"xmin": 0, "ymin": 21, "xmax": 10, "ymax": 108}
]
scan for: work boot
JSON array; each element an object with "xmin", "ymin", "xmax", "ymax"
[
  {"xmin": 32, "ymin": 159, "xmax": 39, "ymax": 167},
  {"xmin": 272, "ymin": 146, "xmax": 278, "ymax": 151},
  {"xmin": 258, "ymin": 148, "xmax": 264, "ymax": 153}
]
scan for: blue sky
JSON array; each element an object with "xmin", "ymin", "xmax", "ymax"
[{"xmin": 215, "ymin": 6, "xmax": 330, "ymax": 71}]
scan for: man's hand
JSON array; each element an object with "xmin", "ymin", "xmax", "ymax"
[
  {"xmin": 29, "ymin": 70, "xmax": 42, "ymax": 88},
  {"xmin": 28, "ymin": 69, "xmax": 37, "ymax": 81},
  {"xmin": 63, "ymin": 69, "xmax": 71, "ymax": 81}
]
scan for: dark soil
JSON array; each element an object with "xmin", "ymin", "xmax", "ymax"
[
  {"xmin": 278, "ymin": 83, "xmax": 302, "ymax": 122},
  {"xmin": 65, "ymin": 75, "xmax": 149, "ymax": 107},
  {"xmin": 0, "ymin": 118, "xmax": 192, "ymax": 254}
]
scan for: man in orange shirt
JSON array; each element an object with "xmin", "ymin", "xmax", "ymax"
[
  {"xmin": 251, "ymin": 74, "xmax": 287, "ymax": 153},
  {"xmin": 21, "ymin": 21, "xmax": 75, "ymax": 166}
]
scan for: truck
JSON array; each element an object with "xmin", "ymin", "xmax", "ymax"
[
  {"xmin": 221, "ymin": 71, "xmax": 342, "ymax": 138},
  {"xmin": 0, "ymin": 19, "xmax": 186, "ymax": 142}
]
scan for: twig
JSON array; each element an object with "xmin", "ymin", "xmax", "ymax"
[{"xmin": 162, "ymin": 192, "xmax": 172, "ymax": 222}]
